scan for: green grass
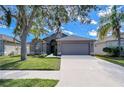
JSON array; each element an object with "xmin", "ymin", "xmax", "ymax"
[
  {"xmin": 0, "ymin": 79, "xmax": 59, "ymax": 87},
  {"xmin": 0, "ymin": 56, "xmax": 60, "ymax": 70},
  {"xmin": 96, "ymin": 55, "xmax": 124, "ymax": 67}
]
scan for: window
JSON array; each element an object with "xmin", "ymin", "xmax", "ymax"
[
  {"xmin": 0, "ymin": 40, "xmax": 3, "ymax": 45},
  {"xmin": 35, "ymin": 42, "xmax": 41, "ymax": 50}
]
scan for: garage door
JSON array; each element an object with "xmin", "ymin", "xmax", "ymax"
[{"xmin": 61, "ymin": 43, "xmax": 89, "ymax": 55}]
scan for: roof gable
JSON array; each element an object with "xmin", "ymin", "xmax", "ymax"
[
  {"xmin": 0, "ymin": 34, "xmax": 17, "ymax": 43},
  {"xmin": 43, "ymin": 32, "xmax": 68, "ymax": 41}
]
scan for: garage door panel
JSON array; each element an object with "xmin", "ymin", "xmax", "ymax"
[{"xmin": 61, "ymin": 43, "xmax": 89, "ymax": 55}]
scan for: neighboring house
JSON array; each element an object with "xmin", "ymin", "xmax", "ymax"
[
  {"xmin": 0, "ymin": 34, "xmax": 30, "ymax": 56},
  {"xmin": 94, "ymin": 32, "xmax": 124, "ymax": 55},
  {"xmin": 31, "ymin": 32, "xmax": 95, "ymax": 55}
]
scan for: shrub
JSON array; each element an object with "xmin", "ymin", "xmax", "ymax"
[
  {"xmin": 112, "ymin": 47, "xmax": 123, "ymax": 57},
  {"xmin": 39, "ymin": 54, "xmax": 47, "ymax": 58},
  {"xmin": 103, "ymin": 47, "xmax": 123, "ymax": 57},
  {"xmin": 103, "ymin": 47, "xmax": 112, "ymax": 54}
]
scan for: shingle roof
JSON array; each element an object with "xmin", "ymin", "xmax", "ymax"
[
  {"xmin": 43, "ymin": 32, "xmax": 68, "ymax": 41},
  {"xmin": 57, "ymin": 35, "xmax": 95, "ymax": 41},
  {"xmin": 0, "ymin": 34, "xmax": 19, "ymax": 43}
]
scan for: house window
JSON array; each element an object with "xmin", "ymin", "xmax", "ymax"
[{"xmin": 35, "ymin": 42, "xmax": 41, "ymax": 50}]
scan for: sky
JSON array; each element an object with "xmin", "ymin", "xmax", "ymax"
[{"xmin": 0, "ymin": 5, "xmax": 124, "ymax": 42}]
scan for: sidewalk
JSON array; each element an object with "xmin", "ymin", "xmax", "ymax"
[{"xmin": 0, "ymin": 70, "xmax": 60, "ymax": 79}]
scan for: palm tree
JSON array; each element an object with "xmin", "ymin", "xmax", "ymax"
[{"xmin": 98, "ymin": 5, "xmax": 124, "ymax": 56}]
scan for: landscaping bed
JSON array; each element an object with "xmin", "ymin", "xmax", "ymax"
[
  {"xmin": 0, "ymin": 79, "xmax": 58, "ymax": 87},
  {"xmin": 96, "ymin": 55, "xmax": 124, "ymax": 67},
  {"xmin": 0, "ymin": 56, "xmax": 60, "ymax": 70}
]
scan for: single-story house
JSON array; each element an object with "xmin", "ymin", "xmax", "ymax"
[
  {"xmin": 30, "ymin": 32, "xmax": 95, "ymax": 55},
  {"xmin": 0, "ymin": 34, "xmax": 30, "ymax": 56},
  {"xmin": 94, "ymin": 32, "xmax": 124, "ymax": 55}
]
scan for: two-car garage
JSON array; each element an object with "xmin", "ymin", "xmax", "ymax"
[
  {"xmin": 61, "ymin": 43, "xmax": 90, "ymax": 55},
  {"xmin": 57, "ymin": 35, "xmax": 95, "ymax": 55}
]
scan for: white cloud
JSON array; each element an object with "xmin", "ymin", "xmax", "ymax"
[
  {"xmin": 61, "ymin": 26, "xmax": 74, "ymax": 35},
  {"xmin": 88, "ymin": 30, "xmax": 97, "ymax": 37},
  {"xmin": 61, "ymin": 26, "xmax": 65, "ymax": 30},
  {"xmin": 120, "ymin": 30, "xmax": 124, "ymax": 32},
  {"xmin": 90, "ymin": 20, "xmax": 97, "ymax": 25},
  {"xmin": 98, "ymin": 6, "xmax": 113, "ymax": 17},
  {"xmin": 0, "ymin": 24, "xmax": 7, "ymax": 28},
  {"xmin": 96, "ymin": 26, "xmax": 99, "ymax": 30},
  {"xmin": 63, "ymin": 30, "xmax": 74, "ymax": 35},
  {"xmin": 117, "ymin": 6, "xmax": 123, "ymax": 11}
]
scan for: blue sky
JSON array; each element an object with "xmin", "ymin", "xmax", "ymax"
[{"xmin": 0, "ymin": 5, "xmax": 124, "ymax": 42}]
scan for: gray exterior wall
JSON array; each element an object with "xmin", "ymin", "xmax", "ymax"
[
  {"xmin": 0, "ymin": 40, "xmax": 30, "ymax": 56},
  {"xmin": 30, "ymin": 39, "xmax": 46, "ymax": 55},
  {"xmin": 89, "ymin": 41, "xmax": 94, "ymax": 55},
  {"xmin": 27, "ymin": 44, "xmax": 30, "ymax": 54},
  {"xmin": 4, "ymin": 42, "xmax": 21, "ymax": 55},
  {"xmin": 0, "ymin": 40, "xmax": 4, "ymax": 55}
]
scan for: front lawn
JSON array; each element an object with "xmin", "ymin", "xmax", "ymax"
[
  {"xmin": 0, "ymin": 56, "xmax": 60, "ymax": 70},
  {"xmin": 0, "ymin": 79, "xmax": 58, "ymax": 87},
  {"xmin": 96, "ymin": 55, "xmax": 124, "ymax": 67}
]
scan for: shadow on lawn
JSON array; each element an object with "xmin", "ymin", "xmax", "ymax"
[
  {"xmin": 0, "ymin": 60, "xmax": 21, "ymax": 69},
  {"xmin": 0, "ymin": 79, "xmax": 12, "ymax": 87}
]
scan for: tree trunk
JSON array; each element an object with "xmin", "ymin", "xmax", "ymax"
[{"xmin": 20, "ymin": 30, "xmax": 28, "ymax": 61}]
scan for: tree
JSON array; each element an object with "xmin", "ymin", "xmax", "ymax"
[
  {"xmin": 44, "ymin": 5, "xmax": 96, "ymax": 38},
  {"xmin": 0, "ymin": 6, "xmax": 12, "ymax": 27},
  {"xmin": 30, "ymin": 19, "xmax": 49, "ymax": 39},
  {"xmin": 98, "ymin": 5, "xmax": 124, "ymax": 56},
  {"xmin": 42, "ymin": 6, "xmax": 69, "ymax": 39},
  {"xmin": 14, "ymin": 6, "xmax": 43, "ymax": 61},
  {"xmin": 0, "ymin": 5, "xmax": 46, "ymax": 61}
]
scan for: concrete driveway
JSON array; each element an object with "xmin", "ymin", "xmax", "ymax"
[{"xmin": 57, "ymin": 55, "xmax": 124, "ymax": 87}]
